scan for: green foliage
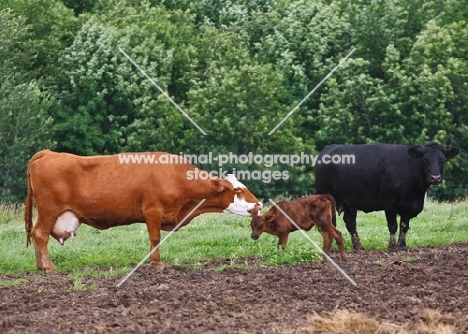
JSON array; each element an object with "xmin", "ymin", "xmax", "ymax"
[
  {"xmin": 0, "ymin": 9, "xmax": 55, "ymax": 202},
  {"xmin": 60, "ymin": 0, "xmax": 97, "ymax": 15},
  {"xmin": 0, "ymin": 277, "xmax": 29, "ymax": 288},
  {"xmin": 0, "ymin": 0, "xmax": 79, "ymax": 81},
  {"xmin": 52, "ymin": 5, "xmax": 198, "ymax": 155},
  {"xmin": 0, "ymin": 204, "xmax": 22, "ymax": 225}
]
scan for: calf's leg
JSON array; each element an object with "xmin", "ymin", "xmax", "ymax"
[
  {"xmin": 322, "ymin": 226, "xmax": 347, "ymax": 262},
  {"xmin": 277, "ymin": 232, "xmax": 289, "ymax": 251},
  {"xmin": 330, "ymin": 228, "xmax": 347, "ymax": 261},
  {"xmin": 321, "ymin": 230, "xmax": 333, "ymax": 262}
]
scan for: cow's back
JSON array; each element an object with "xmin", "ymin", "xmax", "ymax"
[
  {"xmin": 315, "ymin": 144, "xmax": 424, "ymax": 213},
  {"xmin": 28, "ymin": 151, "xmax": 201, "ymax": 227}
]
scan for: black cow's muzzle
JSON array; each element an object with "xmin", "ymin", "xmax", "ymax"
[
  {"xmin": 251, "ymin": 234, "xmax": 259, "ymax": 240},
  {"xmin": 430, "ymin": 175, "xmax": 442, "ymax": 185}
]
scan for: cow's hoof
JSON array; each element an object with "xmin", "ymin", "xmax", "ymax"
[
  {"xmin": 351, "ymin": 235, "xmax": 364, "ymax": 251},
  {"xmin": 151, "ymin": 262, "xmax": 165, "ymax": 271},
  {"xmin": 398, "ymin": 245, "xmax": 408, "ymax": 252},
  {"xmin": 352, "ymin": 244, "xmax": 365, "ymax": 252},
  {"xmin": 388, "ymin": 245, "xmax": 398, "ymax": 252},
  {"xmin": 45, "ymin": 268, "xmax": 58, "ymax": 274}
]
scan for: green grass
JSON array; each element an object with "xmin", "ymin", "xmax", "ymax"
[
  {"xmin": 1, "ymin": 199, "xmax": 468, "ymax": 276},
  {"xmin": 0, "ymin": 277, "xmax": 29, "ymax": 288}
]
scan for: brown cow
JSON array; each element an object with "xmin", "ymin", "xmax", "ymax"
[
  {"xmin": 24, "ymin": 150, "xmax": 263, "ymax": 273},
  {"xmin": 250, "ymin": 194, "xmax": 347, "ymax": 261}
]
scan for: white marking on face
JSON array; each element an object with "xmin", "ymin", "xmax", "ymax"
[
  {"xmin": 223, "ymin": 194, "xmax": 258, "ymax": 216},
  {"xmin": 224, "ymin": 174, "xmax": 246, "ymax": 189}
]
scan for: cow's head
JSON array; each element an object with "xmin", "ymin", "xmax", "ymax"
[
  {"xmin": 250, "ymin": 213, "xmax": 276, "ymax": 240},
  {"xmin": 407, "ymin": 142, "xmax": 459, "ymax": 185},
  {"xmin": 211, "ymin": 174, "xmax": 262, "ymax": 216}
]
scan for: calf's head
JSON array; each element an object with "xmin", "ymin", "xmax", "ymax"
[
  {"xmin": 407, "ymin": 142, "xmax": 459, "ymax": 185},
  {"xmin": 211, "ymin": 174, "xmax": 263, "ymax": 216},
  {"xmin": 250, "ymin": 213, "xmax": 276, "ymax": 240}
]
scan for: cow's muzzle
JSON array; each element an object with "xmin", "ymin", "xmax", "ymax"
[
  {"xmin": 251, "ymin": 234, "xmax": 259, "ymax": 240},
  {"xmin": 430, "ymin": 175, "xmax": 442, "ymax": 185}
]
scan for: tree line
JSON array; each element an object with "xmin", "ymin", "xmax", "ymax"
[{"xmin": 1, "ymin": 0, "xmax": 467, "ymax": 202}]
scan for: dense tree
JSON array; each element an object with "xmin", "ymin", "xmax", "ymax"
[
  {"xmin": 0, "ymin": 9, "xmax": 54, "ymax": 202},
  {"xmin": 52, "ymin": 4, "xmax": 197, "ymax": 154},
  {"xmin": 0, "ymin": 0, "xmax": 79, "ymax": 82}
]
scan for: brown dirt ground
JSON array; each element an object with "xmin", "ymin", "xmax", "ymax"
[{"xmin": 1, "ymin": 244, "xmax": 468, "ymax": 334}]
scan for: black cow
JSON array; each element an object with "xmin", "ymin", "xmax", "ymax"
[{"xmin": 315, "ymin": 142, "xmax": 459, "ymax": 251}]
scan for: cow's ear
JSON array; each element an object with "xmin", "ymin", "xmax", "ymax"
[
  {"xmin": 210, "ymin": 179, "xmax": 228, "ymax": 192},
  {"xmin": 407, "ymin": 146, "xmax": 424, "ymax": 159},
  {"xmin": 445, "ymin": 147, "xmax": 460, "ymax": 160}
]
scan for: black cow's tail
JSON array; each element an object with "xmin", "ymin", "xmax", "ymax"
[
  {"xmin": 322, "ymin": 194, "xmax": 337, "ymax": 227},
  {"xmin": 25, "ymin": 150, "xmax": 50, "ymax": 247}
]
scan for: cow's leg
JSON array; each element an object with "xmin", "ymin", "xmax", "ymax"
[
  {"xmin": 343, "ymin": 207, "xmax": 363, "ymax": 250},
  {"xmin": 385, "ymin": 210, "xmax": 398, "ymax": 252},
  {"xmin": 144, "ymin": 210, "xmax": 164, "ymax": 270},
  {"xmin": 397, "ymin": 216, "xmax": 411, "ymax": 250},
  {"xmin": 31, "ymin": 216, "xmax": 56, "ymax": 273}
]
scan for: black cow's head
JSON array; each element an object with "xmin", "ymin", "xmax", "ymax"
[{"xmin": 407, "ymin": 142, "xmax": 459, "ymax": 185}]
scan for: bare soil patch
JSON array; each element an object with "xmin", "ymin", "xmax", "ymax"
[{"xmin": 2, "ymin": 244, "xmax": 468, "ymax": 333}]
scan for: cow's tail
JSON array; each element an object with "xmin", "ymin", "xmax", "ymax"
[
  {"xmin": 322, "ymin": 194, "xmax": 337, "ymax": 227},
  {"xmin": 24, "ymin": 150, "xmax": 49, "ymax": 247}
]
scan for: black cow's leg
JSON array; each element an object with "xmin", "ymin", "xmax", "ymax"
[
  {"xmin": 343, "ymin": 207, "xmax": 363, "ymax": 250},
  {"xmin": 385, "ymin": 210, "xmax": 398, "ymax": 252},
  {"xmin": 397, "ymin": 216, "xmax": 410, "ymax": 250}
]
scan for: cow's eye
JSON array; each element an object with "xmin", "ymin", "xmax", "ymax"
[
  {"xmin": 440, "ymin": 159, "xmax": 445, "ymax": 163},
  {"xmin": 423, "ymin": 159, "xmax": 428, "ymax": 164}
]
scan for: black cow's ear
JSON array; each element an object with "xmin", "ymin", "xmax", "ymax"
[
  {"xmin": 407, "ymin": 146, "xmax": 424, "ymax": 159},
  {"xmin": 445, "ymin": 147, "xmax": 460, "ymax": 160}
]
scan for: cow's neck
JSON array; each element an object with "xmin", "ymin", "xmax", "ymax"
[{"xmin": 177, "ymin": 195, "xmax": 230, "ymax": 224}]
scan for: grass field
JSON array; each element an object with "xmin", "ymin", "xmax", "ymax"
[{"xmin": 0, "ymin": 199, "xmax": 467, "ymax": 276}]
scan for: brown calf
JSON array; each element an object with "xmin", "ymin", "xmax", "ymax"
[{"xmin": 250, "ymin": 194, "xmax": 347, "ymax": 261}]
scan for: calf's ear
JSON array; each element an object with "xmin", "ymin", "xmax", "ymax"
[
  {"xmin": 407, "ymin": 146, "xmax": 424, "ymax": 159},
  {"xmin": 445, "ymin": 147, "xmax": 460, "ymax": 160},
  {"xmin": 264, "ymin": 214, "xmax": 277, "ymax": 230},
  {"xmin": 264, "ymin": 214, "xmax": 276, "ymax": 223}
]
